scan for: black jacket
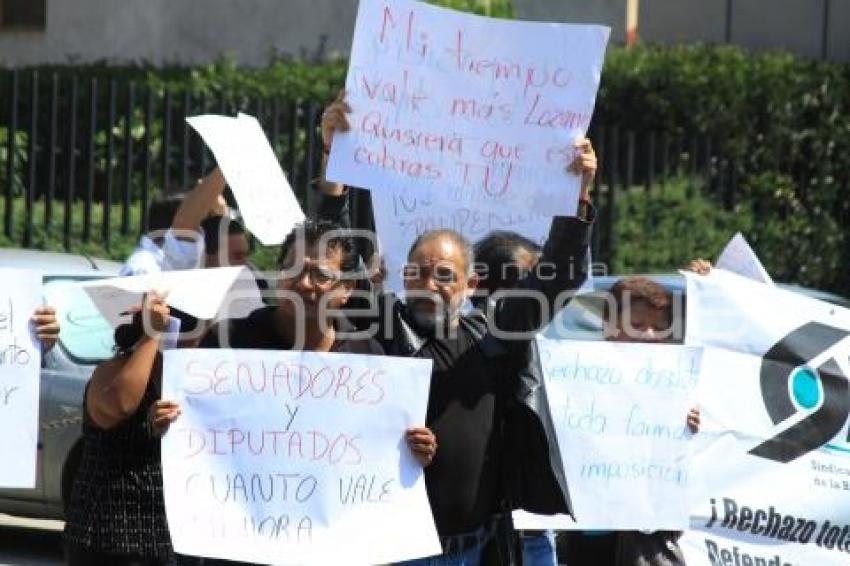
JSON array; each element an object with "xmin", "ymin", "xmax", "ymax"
[{"xmin": 316, "ymin": 189, "xmax": 593, "ymax": 518}]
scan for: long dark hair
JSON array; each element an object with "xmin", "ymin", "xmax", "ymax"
[{"xmin": 113, "ymin": 307, "xmax": 199, "ymax": 354}]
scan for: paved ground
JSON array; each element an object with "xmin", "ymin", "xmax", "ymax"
[{"xmin": 0, "ymin": 515, "xmax": 64, "ymax": 566}]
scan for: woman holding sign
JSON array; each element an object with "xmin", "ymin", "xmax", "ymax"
[{"xmin": 63, "ymin": 293, "xmax": 194, "ymax": 566}]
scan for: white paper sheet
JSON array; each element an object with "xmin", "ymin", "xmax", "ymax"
[
  {"xmin": 0, "ymin": 268, "xmax": 42, "ymax": 488},
  {"xmin": 188, "ymin": 113, "xmax": 305, "ymax": 245},
  {"xmin": 515, "ymin": 340, "xmax": 703, "ymax": 530},
  {"xmin": 716, "ymin": 232, "xmax": 773, "ymax": 285},
  {"xmin": 161, "ymin": 348, "xmax": 440, "ymax": 565},
  {"xmin": 328, "ymin": 0, "xmax": 610, "ymax": 217},
  {"xmin": 80, "ymin": 266, "xmax": 262, "ymax": 327}
]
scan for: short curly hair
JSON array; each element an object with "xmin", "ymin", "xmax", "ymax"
[{"xmin": 604, "ymin": 276, "xmax": 672, "ymax": 321}]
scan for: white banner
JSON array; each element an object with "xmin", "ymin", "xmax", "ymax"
[
  {"xmin": 187, "ymin": 113, "xmax": 305, "ymax": 245},
  {"xmin": 515, "ymin": 339, "xmax": 702, "ymax": 530},
  {"xmin": 328, "ymin": 0, "xmax": 609, "ymax": 218},
  {"xmin": 161, "ymin": 348, "xmax": 440, "ymax": 565},
  {"xmin": 0, "ymin": 268, "xmax": 42, "ymax": 488},
  {"xmin": 682, "ymin": 270, "xmax": 850, "ymax": 563}
]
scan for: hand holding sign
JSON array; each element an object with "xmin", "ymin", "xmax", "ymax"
[{"xmin": 31, "ymin": 305, "xmax": 59, "ymax": 353}]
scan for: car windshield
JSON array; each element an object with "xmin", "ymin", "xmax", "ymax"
[{"xmin": 43, "ymin": 275, "xmax": 116, "ymax": 363}]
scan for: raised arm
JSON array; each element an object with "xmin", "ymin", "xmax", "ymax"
[
  {"xmin": 85, "ymin": 294, "xmax": 169, "ymax": 430},
  {"xmin": 492, "ymin": 138, "xmax": 597, "ymax": 336},
  {"xmin": 312, "ymin": 91, "xmax": 354, "ymax": 227},
  {"xmin": 170, "ymin": 167, "xmax": 227, "ymax": 233}
]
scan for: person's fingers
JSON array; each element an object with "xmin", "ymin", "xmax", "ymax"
[
  {"xmin": 33, "ymin": 306, "xmax": 56, "ymax": 316},
  {"xmin": 154, "ymin": 408, "xmax": 181, "ymax": 425}
]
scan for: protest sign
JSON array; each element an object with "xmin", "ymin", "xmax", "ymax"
[
  {"xmin": 515, "ymin": 339, "xmax": 702, "ymax": 530},
  {"xmin": 161, "ymin": 349, "xmax": 440, "ymax": 565},
  {"xmin": 371, "ymin": 187, "xmax": 551, "ymax": 292},
  {"xmin": 682, "ymin": 270, "xmax": 850, "ymax": 563},
  {"xmin": 187, "ymin": 113, "xmax": 304, "ymax": 245},
  {"xmin": 0, "ymin": 268, "xmax": 42, "ymax": 488},
  {"xmin": 328, "ymin": 0, "xmax": 609, "ymax": 218},
  {"xmin": 80, "ymin": 266, "xmax": 261, "ymax": 328},
  {"xmin": 716, "ymin": 232, "xmax": 773, "ymax": 285}
]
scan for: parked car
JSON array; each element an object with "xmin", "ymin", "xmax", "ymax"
[
  {"xmin": 0, "ymin": 249, "xmax": 120, "ymax": 520},
  {"xmin": 543, "ymin": 273, "xmax": 850, "ymax": 342}
]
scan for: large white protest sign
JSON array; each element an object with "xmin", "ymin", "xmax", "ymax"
[
  {"xmin": 716, "ymin": 232, "xmax": 773, "ymax": 285},
  {"xmin": 0, "ymin": 268, "xmax": 42, "ymax": 488},
  {"xmin": 187, "ymin": 113, "xmax": 304, "ymax": 245},
  {"xmin": 514, "ymin": 339, "xmax": 702, "ymax": 530},
  {"xmin": 328, "ymin": 0, "xmax": 609, "ymax": 217},
  {"xmin": 161, "ymin": 349, "xmax": 440, "ymax": 565},
  {"xmin": 81, "ymin": 266, "xmax": 262, "ymax": 328},
  {"xmin": 682, "ymin": 270, "xmax": 850, "ymax": 563}
]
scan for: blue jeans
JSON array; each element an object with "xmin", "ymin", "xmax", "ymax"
[
  {"xmin": 395, "ymin": 531, "xmax": 486, "ymax": 566},
  {"xmin": 394, "ymin": 542, "xmax": 482, "ymax": 566},
  {"xmin": 521, "ymin": 530, "xmax": 557, "ymax": 566}
]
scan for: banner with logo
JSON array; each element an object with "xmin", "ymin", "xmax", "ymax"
[{"xmin": 682, "ymin": 270, "xmax": 850, "ymax": 564}]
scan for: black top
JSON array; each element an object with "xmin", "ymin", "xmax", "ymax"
[
  {"xmin": 64, "ymin": 363, "xmax": 172, "ymax": 558},
  {"xmin": 199, "ymin": 305, "xmax": 384, "ymax": 355},
  {"xmin": 418, "ymin": 321, "xmax": 507, "ymax": 536}
]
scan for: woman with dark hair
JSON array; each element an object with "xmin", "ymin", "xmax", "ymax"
[{"xmin": 63, "ymin": 294, "xmax": 192, "ymax": 566}]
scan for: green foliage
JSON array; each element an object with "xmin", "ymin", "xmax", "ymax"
[
  {"xmin": 426, "ymin": 0, "xmax": 514, "ymax": 18},
  {"xmin": 2, "ymin": 41, "xmax": 849, "ymax": 292},
  {"xmin": 0, "ymin": 198, "xmax": 140, "ymax": 262},
  {"xmin": 0, "ymin": 128, "xmax": 29, "ymax": 196},
  {"xmin": 612, "ymin": 175, "xmax": 847, "ymax": 293},
  {"xmin": 612, "ymin": 178, "xmax": 749, "ymax": 275}
]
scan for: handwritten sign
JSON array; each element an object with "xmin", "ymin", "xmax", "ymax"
[
  {"xmin": 80, "ymin": 267, "xmax": 261, "ymax": 328},
  {"xmin": 161, "ymin": 349, "xmax": 440, "ymax": 564},
  {"xmin": 0, "ymin": 268, "xmax": 42, "ymax": 488},
  {"xmin": 515, "ymin": 339, "xmax": 702, "ymax": 530},
  {"xmin": 716, "ymin": 232, "xmax": 773, "ymax": 285},
  {"xmin": 187, "ymin": 113, "xmax": 305, "ymax": 245},
  {"xmin": 371, "ymin": 185, "xmax": 551, "ymax": 292},
  {"xmin": 328, "ymin": 0, "xmax": 610, "ymax": 217}
]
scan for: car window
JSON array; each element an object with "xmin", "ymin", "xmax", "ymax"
[
  {"xmin": 43, "ymin": 276, "xmax": 115, "ymax": 363},
  {"xmin": 541, "ymin": 292, "xmax": 606, "ymax": 341}
]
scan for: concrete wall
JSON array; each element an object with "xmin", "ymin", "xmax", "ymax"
[
  {"xmin": 730, "ymin": 0, "xmax": 826, "ymax": 60},
  {"xmin": 0, "ymin": 0, "xmax": 846, "ymax": 66},
  {"xmin": 640, "ymin": 0, "xmax": 728, "ymax": 45},
  {"xmin": 514, "ymin": 0, "xmax": 626, "ymax": 43},
  {"xmin": 0, "ymin": 0, "xmax": 359, "ymax": 67},
  {"xmin": 515, "ymin": 0, "xmax": 847, "ymax": 62}
]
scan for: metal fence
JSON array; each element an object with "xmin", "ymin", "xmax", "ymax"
[
  {"xmin": 1, "ymin": 70, "xmax": 326, "ymax": 251},
  {"xmin": 1, "ymin": 69, "xmax": 845, "ymax": 267}
]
